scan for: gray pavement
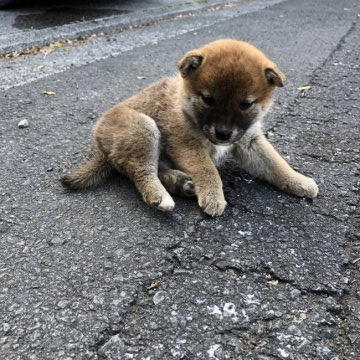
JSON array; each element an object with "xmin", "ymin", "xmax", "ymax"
[
  {"xmin": 1, "ymin": 0, "xmax": 360, "ymax": 359},
  {"xmin": 0, "ymin": 0, "xmax": 284, "ymax": 91},
  {"xmin": 0, "ymin": 0, "xmax": 269, "ymax": 54}
]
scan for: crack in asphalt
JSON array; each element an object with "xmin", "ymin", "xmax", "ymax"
[
  {"xmin": 263, "ymin": 17, "xmax": 359, "ymax": 140},
  {"xmin": 309, "ymin": 19, "xmax": 358, "ymax": 87},
  {"xmin": 304, "ymin": 16, "xmax": 360, "ymax": 358},
  {"xmin": 91, "ymin": 284, "xmax": 143, "ymax": 358},
  {"xmin": 212, "ymin": 256, "xmax": 345, "ymax": 297},
  {"xmin": 91, "ymin": 236, "xmax": 200, "ymax": 357}
]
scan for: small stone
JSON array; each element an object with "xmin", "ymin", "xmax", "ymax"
[
  {"xmin": 323, "ymin": 297, "xmax": 342, "ymax": 314},
  {"xmin": 98, "ymin": 335, "xmax": 124, "ymax": 356},
  {"xmin": 173, "ymin": 247, "xmax": 184, "ymax": 256},
  {"xmin": 173, "ymin": 268, "xmax": 192, "ymax": 275},
  {"xmin": 316, "ymin": 346, "xmax": 332, "ymax": 359},
  {"xmin": 153, "ymin": 291, "xmax": 167, "ymax": 305},
  {"xmin": 348, "ymin": 333, "xmax": 358, "ymax": 343},
  {"xmin": 57, "ymin": 300, "xmax": 69, "ymax": 309},
  {"xmin": 30, "ymin": 330, "xmax": 41, "ymax": 341},
  {"xmin": 214, "ymin": 261, "xmax": 229, "ymax": 270},
  {"xmin": 48, "ymin": 236, "xmax": 66, "ymax": 245},
  {"xmin": 290, "ymin": 289, "xmax": 302, "ymax": 299},
  {"xmin": 3, "ymin": 323, "xmax": 10, "ymax": 333},
  {"xmin": 170, "ymin": 316, "xmax": 178, "ymax": 325},
  {"xmin": 22, "ymin": 179, "xmax": 31, "ymax": 186},
  {"xmin": 264, "ymin": 310, "xmax": 275, "ymax": 320},
  {"xmin": 287, "ymin": 324, "xmax": 301, "ymax": 336},
  {"xmin": 150, "ymin": 321, "xmax": 161, "ymax": 330},
  {"xmin": 93, "ymin": 295, "xmax": 104, "ymax": 306},
  {"xmin": 104, "ymin": 260, "xmax": 113, "ymax": 270},
  {"xmin": 18, "ymin": 119, "xmax": 29, "ymax": 128},
  {"xmin": 71, "ymin": 301, "xmax": 79, "ymax": 310}
]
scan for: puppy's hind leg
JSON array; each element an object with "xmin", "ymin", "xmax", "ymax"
[
  {"xmin": 158, "ymin": 161, "xmax": 195, "ymax": 197},
  {"xmin": 109, "ymin": 113, "xmax": 175, "ymax": 211}
]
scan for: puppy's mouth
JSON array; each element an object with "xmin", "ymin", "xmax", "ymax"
[{"xmin": 208, "ymin": 137, "xmax": 234, "ymax": 146}]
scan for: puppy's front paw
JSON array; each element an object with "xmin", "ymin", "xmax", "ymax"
[
  {"xmin": 283, "ymin": 173, "xmax": 319, "ymax": 198},
  {"xmin": 198, "ymin": 192, "xmax": 227, "ymax": 216},
  {"xmin": 157, "ymin": 194, "xmax": 176, "ymax": 211},
  {"xmin": 144, "ymin": 191, "xmax": 175, "ymax": 211}
]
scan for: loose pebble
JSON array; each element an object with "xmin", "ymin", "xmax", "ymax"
[
  {"xmin": 153, "ymin": 291, "xmax": 167, "ymax": 305},
  {"xmin": 18, "ymin": 119, "xmax": 29, "ymax": 128}
]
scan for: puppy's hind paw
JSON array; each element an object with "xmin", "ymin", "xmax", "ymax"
[{"xmin": 183, "ymin": 180, "xmax": 195, "ymax": 197}]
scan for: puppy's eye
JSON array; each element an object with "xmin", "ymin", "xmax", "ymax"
[
  {"xmin": 200, "ymin": 94, "xmax": 216, "ymax": 106},
  {"xmin": 239, "ymin": 100, "xmax": 254, "ymax": 110}
]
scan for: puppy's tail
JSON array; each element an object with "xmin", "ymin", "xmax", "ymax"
[{"xmin": 61, "ymin": 150, "xmax": 112, "ymax": 190}]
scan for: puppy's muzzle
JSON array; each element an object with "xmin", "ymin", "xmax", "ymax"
[{"xmin": 215, "ymin": 128, "xmax": 233, "ymax": 142}]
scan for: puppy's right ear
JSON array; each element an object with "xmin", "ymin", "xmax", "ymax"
[
  {"xmin": 265, "ymin": 67, "xmax": 286, "ymax": 87},
  {"xmin": 177, "ymin": 52, "xmax": 203, "ymax": 77}
]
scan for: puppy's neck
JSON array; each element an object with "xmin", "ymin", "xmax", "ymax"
[{"xmin": 211, "ymin": 144, "xmax": 232, "ymax": 167}]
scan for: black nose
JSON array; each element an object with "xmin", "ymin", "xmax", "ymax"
[{"xmin": 215, "ymin": 128, "xmax": 233, "ymax": 141}]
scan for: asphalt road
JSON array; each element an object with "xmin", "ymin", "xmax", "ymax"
[{"xmin": 1, "ymin": 0, "xmax": 360, "ymax": 359}]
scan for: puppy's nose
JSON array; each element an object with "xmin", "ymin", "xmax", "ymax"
[{"xmin": 215, "ymin": 128, "xmax": 233, "ymax": 141}]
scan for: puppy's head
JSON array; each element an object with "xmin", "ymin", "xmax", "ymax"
[{"xmin": 177, "ymin": 39, "xmax": 285, "ymax": 145}]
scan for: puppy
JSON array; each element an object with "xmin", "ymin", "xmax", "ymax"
[{"xmin": 61, "ymin": 39, "xmax": 318, "ymax": 216}]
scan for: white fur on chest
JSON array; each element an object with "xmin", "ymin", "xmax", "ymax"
[{"xmin": 211, "ymin": 145, "xmax": 232, "ymax": 167}]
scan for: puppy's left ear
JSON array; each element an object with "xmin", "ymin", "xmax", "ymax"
[
  {"xmin": 265, "ymin": 67, "xmax": 286, "ymax": 87},
  {"xmin": 178, "ymin": 52, "xmax": 203, "ymax": 77}
]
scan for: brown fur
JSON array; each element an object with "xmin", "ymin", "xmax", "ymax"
[{"xmin": 61, "ymin": 39, "xmax": 318, "ymax": 216}]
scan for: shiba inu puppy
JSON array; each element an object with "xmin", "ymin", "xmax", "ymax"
[{"xmin": 61, "ymin": 39, "xmax": 318, "ymax": 216}]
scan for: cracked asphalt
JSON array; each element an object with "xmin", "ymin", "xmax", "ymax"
[{"xmin": 1, "ymin": 0, "xmax": 360, "ymax": 359}]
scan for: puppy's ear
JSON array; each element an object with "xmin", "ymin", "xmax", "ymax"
[
  {"xmin": 177, "ymin": 52, "xmax": 203, "ymax": 77},
  {"xmin": 265, "ymin": 67, "xmax": 286, "ymax": 87}
]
